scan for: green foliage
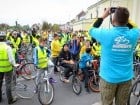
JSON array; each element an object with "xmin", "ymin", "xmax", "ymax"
[
  {"xmin": 42, "ymin": 21, "xmax": 51, "ymax": 31},
  {"xmin": 0, "ymin": 23, "xmax": 9, "ymax": 31},
  {"xmin": 42, "ymin": 21, "xmax": 60, "ymax": 32},
  {"xmin": 52, "ymin": 24, "xmax": 60, "ymax": 32}
]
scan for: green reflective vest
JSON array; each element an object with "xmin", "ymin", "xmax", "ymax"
[
  {"xmin": 10, "ymin": 37, "xmax": 21, "ymax": 49},
  {"xmin": 0, "ymin": 44, "xmax": 12, "ymax": 72},
  {"xmin": 135, "ymin": 44, "xmax": 140, "ymax": 57},
  {"xmin": 37, "ymin": 47, "xmax": 48, "ymax": 69},
  {"xmin": 33, "ymin": 37, "xmax": 39, "ymax": 47},
  {"xmin": 22, "ymin": 34, "xmax": 31, "ymax": 44},
  {"xmin": 93, "ymin": 43, "xmax": 101, "ymax": 56}
]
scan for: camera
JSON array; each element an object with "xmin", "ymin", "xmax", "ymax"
[{"xmin": 110, "ymin": 7, "xmax": 117, "ymax": 13}]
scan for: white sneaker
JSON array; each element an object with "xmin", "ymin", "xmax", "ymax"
[
  {"xmin": 92, "ymin": 102, "xmax": 101, "ymax": 105},
  {"xmin": 63, "ymin": 79, "xmax": 70, "ymax": 83}
]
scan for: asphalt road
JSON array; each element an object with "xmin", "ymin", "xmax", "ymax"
[{"xmin": 1, "ymin": 74, "xmax": 101, "ymax": 105}]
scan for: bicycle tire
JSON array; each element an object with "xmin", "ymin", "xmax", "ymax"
[
  {"xmin": 59, "ymin": 66, "xmax": 65, "ymax": 82},
  {"xmin": 15, "ymin": 79, "xmax": 35, "ymax": 99},
  {"xmin": 127, "ymin": 80, "xmax": 140, "ymax": 105},
  {"xmin": 72, "ymin": 76, "xmax": 82, "ymax": 95},
  {"xmin": 38, "ymin": 82, "xmax": 54, "ymax": 105},
  {"xmin": 88, "ymin": 75, "xmax": 100, "ymax": 92},
  {"xmin": 21, "ymin": 63, "xmax": 37, "ymax": 80},
  {"xmin": 134, "ymin": 65, "xmax": 140, "ymax": 79}
]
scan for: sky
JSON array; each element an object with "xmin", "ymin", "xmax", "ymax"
[{"xmin": 0, "ymin": 0, "xmax": 98, "ymax": 26}]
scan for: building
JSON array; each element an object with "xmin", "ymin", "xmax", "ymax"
[
  {"xmin": 59, "ymin": 22, "xmax": 73, "ymax": 32},
  {"xmin": 72, "ymin": 0, "xmax": 140, "ymax": 31},
  {"xmin": 72, "ymin": 10, "xmax": 94, "ymax": 31}
]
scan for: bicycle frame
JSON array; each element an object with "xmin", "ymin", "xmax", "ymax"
[
  {"xmin": 44, "ymin": 70, "xmax": 50, "ymax": 93},
  {"xmin": 36, "ymin": 66, "xmax": 55, "ymax": 92}
]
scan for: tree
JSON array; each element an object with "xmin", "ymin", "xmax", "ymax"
[
  {"xmin": 23, "ymin": 25, "xmax": 30, "ymax": 31},
  {"xmin": 0, "ymin": 23, "xmax": 9, "ymax": 31},
  {"xmin": 52, "ymin": 24, "xmax": 60, "ymax": 32},
  {"xmin": 42, "ymin": 21, "xmax": 51, "ymax": 31}
]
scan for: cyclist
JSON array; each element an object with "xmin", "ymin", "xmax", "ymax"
[
  {"xmin": 80, "ymin": 39, "xmax": 96, "ymax": 58},
  {"xmin": 33, "ymin": 37, "xmax": 54, "ymax": 91},
  {"xmin": 8, "ymin": 31, "xmax": 22, "ymax": 50},
  {"xmin": 68, "ymin": 34, "xmax": 81, "ymax": 61},
  {"xmin": 0, "ymin": 31, "xmax": 18, "ymax": 104},
  {"xmin": 59, "ymin": 44, "xmax": 75, "ymax": 83},
  {"xmin": 51, "ymin": 33, "xmax": 62, "ymax": 73},
  {"xmin": 79, "ymin": 48, "xmax": 94, "ymax": 92},
  {"xmin": 21, "ymin": 30, "xmax": 32, "ymax": 45}
]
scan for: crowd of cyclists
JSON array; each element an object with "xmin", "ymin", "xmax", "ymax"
[
  {"xmin": 0, "ymin": 27, "xmax": 102, "ymax": 104},
  {"xmin": 0, "ymin": 23, "xmax": 140, "ymax": 104}
]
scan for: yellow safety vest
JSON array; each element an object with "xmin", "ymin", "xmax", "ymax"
[
  {"xmin": 22, "ymin": 34, "xmax": 31, "ymax": 44},
  {"xmin": 93, "ymin": 43, "xmax": 101, "ymax": 56},
  {"xmin": 10, "ymin": 37, "xmax": 21, "ymax": 49},
  {"xmin": 37, "ymin": 47, "xmax": 48, "ymax": 69},
  {"xmin": 33, "ymin": 37, "xmax": 39, "ymax": 47},
  {"xmin": 0, "ymin": 44, "xmax": 12, "ymax": 72},
  {"xmin": 135, "ymin": 44, "xmax": 140, "ymax": 57}
]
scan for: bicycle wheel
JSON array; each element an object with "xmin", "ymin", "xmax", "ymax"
[
  {"xmin": 127, "ymin": 80, "xmax": 140, "ymax": 105},
  {"xmin": 59, "ymin": 66, "xmax": 65, "ymax": 82},
  {"xmin": 89, "ymin": 74, "xmax": 100, "ymax": 92},
  {"xmin": 15, "ymin": 79, "xmax": 35, "ymax": 99},
  {"xmin": 38, "ymin": 82, "xmax": 54, "ymax": 105},
  {"xmin": 72, "ymin": 76, "xmax": 82, "ymax": 95},
  {"xmin": 21, "ymin": 63, "xmax": 37, "ymax": 80},
  {"xmin": 134, "ymin": 65, "xmax": 140, "ymax": 79}
]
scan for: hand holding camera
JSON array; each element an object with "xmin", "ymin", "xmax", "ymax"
[{"xmin": 102, "ymin": 7, "xmax": 117, "ymax": 19}]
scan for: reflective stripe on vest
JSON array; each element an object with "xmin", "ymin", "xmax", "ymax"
[
  {"xmin": 0, "ymin": 44, "xmax": 12, "ymax": 72},
  {"xmin": 37, "ymin": 47, "xmax": 48, "ymax": 69}
]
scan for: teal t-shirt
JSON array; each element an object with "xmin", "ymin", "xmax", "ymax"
[{"xmin": 89, "ymin": 27, "xmax": 140, "ymax": 83}]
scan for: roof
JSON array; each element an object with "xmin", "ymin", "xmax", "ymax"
[{"xmin": 76, "ymin": 11, "xmax": 86, "ymax": 18}]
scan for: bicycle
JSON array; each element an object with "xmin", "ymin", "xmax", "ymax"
[
  {"xmin": 127, "ymin": 63, "xmax": 140, "ymax": 105},
  {"xmin": 16, "ymin": 53, "xmax": 37, "ymax": 80},
  {"xmin": 34, "ymin": 65, "xmax": 56, "ymax": 105},
  {"xmin": 78, "ymin": 60, "xmax": 100, "ymax": 92},
  {"xmin": 17, "ymin": 46, "xmax": 33, "ymax": 63},
  {"xmin": 58, "ymin": 63, "xmax": 82, "ymax": 95},
  {"xmin": 12, "ymin": 63, "xmax": 36, "ymax": 99}
]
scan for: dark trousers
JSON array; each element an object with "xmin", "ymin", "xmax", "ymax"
[
  {"xmin": 51, "ymin": 57, "xmax": 59, "ymax": 72},
  {"xmin": 0, "ymin": 70, "xmax": 13, "ymax": 102},
  {"xmin": 81, "ymin": 68, "xmax": 89, "ymax": 88},
  {"xmin": 61, "ymin": 63, "xmax": 73, "ymax": 79},
  {"xmin": 72, "ymin": 53, "xmax": 79, "ymax": 61}
]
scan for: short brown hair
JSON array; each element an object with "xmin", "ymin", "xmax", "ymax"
[
  {"xmin": 114, "ymin": 7, "xmax": 129, "ymax": 26},
  {"xmin": 39, "ymin": 37, "xmax": 46, "ymax": 42}
]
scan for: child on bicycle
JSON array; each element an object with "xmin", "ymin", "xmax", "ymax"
[
  {"xmin": 33, "ymin": 37, "xmax": 55, "ymax": 92},
  {"xmin": 79, "ymin": 48, "xmax": 94, "ymax": 92},
  {"xmin": 59, "ymin": 44, "xmax": 75, "ymax": 83}
]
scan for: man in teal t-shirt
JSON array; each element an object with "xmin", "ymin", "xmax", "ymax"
[{"xmin": 89, "ymin": 7, "xmax": 140, "ymax": 105}]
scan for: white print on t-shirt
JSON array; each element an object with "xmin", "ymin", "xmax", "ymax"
[{"xmin": 112, "ymin": 36, "xmax": 132, "ymax": 51}]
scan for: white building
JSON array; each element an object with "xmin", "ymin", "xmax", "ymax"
[{"xmin": 72, "ymin": 0, "xmax": 140, "ymax": 31}]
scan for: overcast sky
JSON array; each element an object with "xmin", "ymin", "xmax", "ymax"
[{"xmin": 0, "ymin": 0, "xmax": 98, "ymax": 25}]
